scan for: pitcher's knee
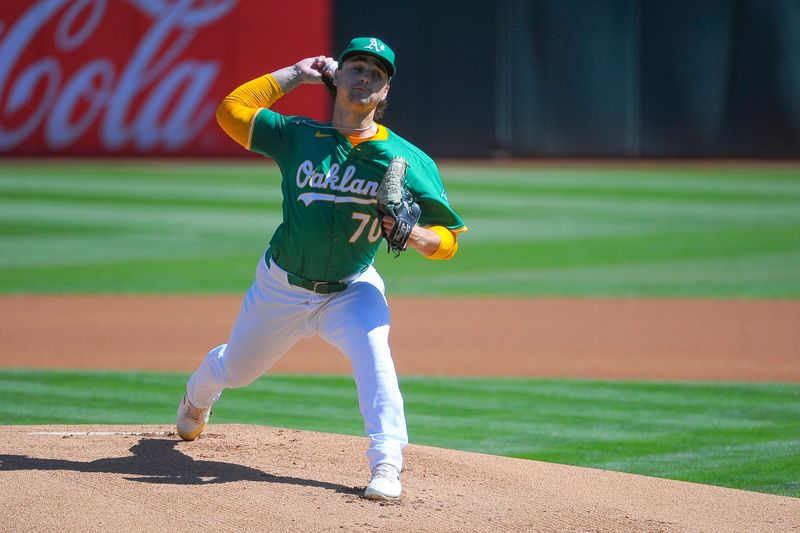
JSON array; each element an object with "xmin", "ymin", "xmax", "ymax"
[
  {"xmin": 205, "ymin": 344, "xmax": 260, "ymax": 389},
  {"xmin": 223, "ymin": 372, "xmax": 260, "ymax": 389}
]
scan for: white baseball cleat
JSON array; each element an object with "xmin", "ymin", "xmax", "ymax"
[
  {"xmin": 175, "ymin": 394, "xmax": 210, "ymax": 441},
  {"xmin": 364, "ymin": 463, "xmax": 402, "ymax": 501}
]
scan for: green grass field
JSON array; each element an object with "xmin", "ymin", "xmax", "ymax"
[
  {"xmin": 1, "ymin": 159, "xmax": 798, "ymax": 295},
  {"xmin": 1, "ymin": 159, "xmax": 799, "ymax": 498}
]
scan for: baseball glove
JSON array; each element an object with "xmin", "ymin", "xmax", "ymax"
[{"xmin": 376, "ymin": 156, "xmax": 421, "ymax": 256}]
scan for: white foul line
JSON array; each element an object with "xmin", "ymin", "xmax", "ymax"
[{"xmin": 28, "ymin": 431, "xmax": 171, "ymax": 437}]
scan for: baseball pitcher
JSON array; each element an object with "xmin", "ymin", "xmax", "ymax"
[{"xmin": 176, "ymin": 37, "xmax": 467, "ymax": 501}]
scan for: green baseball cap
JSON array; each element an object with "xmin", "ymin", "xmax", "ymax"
[{"xmin": 338, "ymin": 37, "xmax": 396, "ymax": 78}]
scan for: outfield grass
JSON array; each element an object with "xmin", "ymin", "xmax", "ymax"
[
  {"xmin": 1, "ymin": 369, "xmax": 798, "ymax": 498},
  {"xmin": 1, "ymin": 160, "xmax": 798, "ymax": 296}
]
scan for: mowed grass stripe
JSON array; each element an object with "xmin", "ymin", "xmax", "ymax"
[
  {"xmin": 0, "ymin": 255, "xmax": 262, "ymax": 292},
  {"xmin": 1, "ymin": 160, "xmax": 278, "ymax": 183},
  {"xmin": 453, "ymin": 180, "xmax": 799, "ymax": 203},
  {"xmin": 0, "ymin": 174, "xmax": 284, "ymax": 202},
  {"xmin": 0, "ymin": 199, "xmax": 280, "ymax": 232},
  {"xmin": 454, "ymin": 192, "xmax": 799, "ymax": 222},
  {"xmin": 459, "ymin": 209, "xmax": 798, "ymax": 243},
  {"xmin": 0, "ymin": 189, "xmax": 283, "ymax": 212},
  {"xmin": 1, "ymin": 370, "xmax": 797, "ymax": 497},
  {"xmin": 442, "ymin": 165, "xmax": 800, "ymax": 190}
]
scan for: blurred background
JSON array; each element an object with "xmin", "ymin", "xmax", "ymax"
[{"xmin": 3, "ymin": 0, "xmax": 800, "ymax": 159}]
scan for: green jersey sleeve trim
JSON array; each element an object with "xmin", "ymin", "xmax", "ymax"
[{"xmin": 246, "ymin": 108, "xmax": 263, "ymax": 150}]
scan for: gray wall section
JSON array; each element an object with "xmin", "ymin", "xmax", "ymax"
[
  {"xmin": 333, "ymin": 0, "xmax": 800, "ymax": 158},
  {"xmin": 331, "ymin": 2, "xmax": 497, "ymax": 158}
]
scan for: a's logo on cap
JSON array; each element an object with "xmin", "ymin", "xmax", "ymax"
[{"xmin": 365, "ymin": 38, "xmax": 385, "ymax": 52}]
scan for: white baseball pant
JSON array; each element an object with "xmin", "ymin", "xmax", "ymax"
[{"xmin": 185, "ymin": 250, "xmax": 408, "ymax": 471}]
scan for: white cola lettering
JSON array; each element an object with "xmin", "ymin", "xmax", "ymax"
[
  {"xmin": 0, "ymin": 0, "xmax": 236, "ymax": 151},
  {"xmin": 295, "ymin": 160, "xmax": 379, "ymax": 197}
]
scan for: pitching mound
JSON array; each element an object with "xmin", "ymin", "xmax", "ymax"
[{"xmin": 1, "ymin": 425, "xmax": 797, "ymax": 532}]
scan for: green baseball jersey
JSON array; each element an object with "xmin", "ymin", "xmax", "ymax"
[{"xmin": 250, "ymin": 109, "xmax": 465, "ymax": 282}]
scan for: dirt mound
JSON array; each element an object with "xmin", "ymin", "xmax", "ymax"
[{"xmin": 1, "ymin": 424, "xmax": 797, "ymax": 532}]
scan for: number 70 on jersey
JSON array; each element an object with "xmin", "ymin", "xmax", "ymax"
[{"xmin": 349, "ymin": 212, "xmax": 384, "ymax": 243}]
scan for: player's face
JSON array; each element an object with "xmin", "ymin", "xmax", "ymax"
[{"xmin": 335, "ymin": 55, "xmax": 390, "ymax": 111}]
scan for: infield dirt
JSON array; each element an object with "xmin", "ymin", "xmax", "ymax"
[
  {"xmin": 2, "ymin": 295, "xmax": 799, "ymax": 380},
  {"xmin": 1, "ymin": 295, "xmax": 799, "ymax": 532}
]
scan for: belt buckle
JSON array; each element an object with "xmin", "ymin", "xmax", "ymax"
[{"xmin": 312, "ymin": 281, "xmax": 326, "ymax": 294}]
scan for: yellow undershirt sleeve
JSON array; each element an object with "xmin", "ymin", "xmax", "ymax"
[
  {"xmin": 215, "ymin": 74, "xmax": 285, "ymax": 149},
  {"xmin": 425, "ymin": 225, "xmax": 460, "ymax": 260}
]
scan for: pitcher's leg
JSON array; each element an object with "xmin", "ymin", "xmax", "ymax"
[
  {"xmin": 318, "ymin": 269, "xmax": 408, "ymax": 471},
  {"xmin": 186, "ymin": 256, "xmax": 314, "ymax": 408},
  {"xmin": 351, "ymin": 324, "xmax": 408, "ymax": 471}
]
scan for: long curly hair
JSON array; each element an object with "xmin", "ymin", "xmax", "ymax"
[{"xmin": 322, "ymin": 69, "xmax": 389, "ymax": 121}]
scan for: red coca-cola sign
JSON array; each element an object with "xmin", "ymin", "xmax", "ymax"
[{"xmin": 0, "ymin": 0, "xmax": 331, "ymax": 156}]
